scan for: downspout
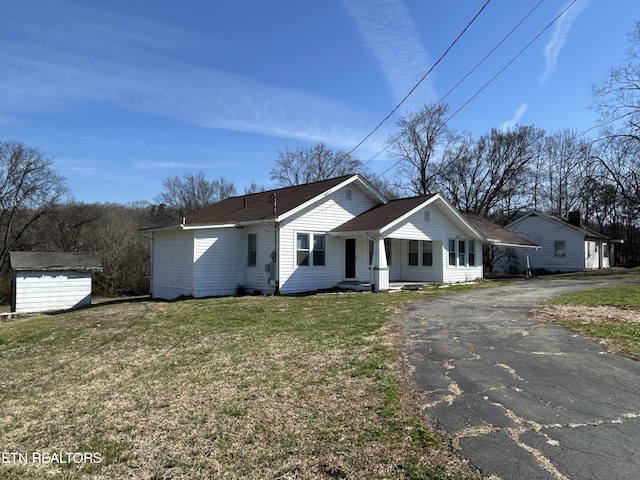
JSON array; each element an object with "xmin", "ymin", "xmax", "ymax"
[
  {"xmin": 149, "ymin": 232, "xmax": 155, "ymax": 298},
  {"xmin": 275, "ymin": 222, "xmax": 280, "ymax": 294},
  {"xmin": 262, "ymin": 221, "xmax": 280, "ymax": 294}
]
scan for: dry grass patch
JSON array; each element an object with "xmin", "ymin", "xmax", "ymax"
[
  {"xmin": 0, "ymin": 293, "xmax": 479, "ymax": 479},
  {"xmin": 533, "ymin": 284, "xmax": 640, "ymax": 360}
]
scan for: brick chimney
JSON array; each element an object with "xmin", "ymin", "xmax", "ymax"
[{"xmin": 568, "ymin": 211, "xmax": 581, "ymax": 227}]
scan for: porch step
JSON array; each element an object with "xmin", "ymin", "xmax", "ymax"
[{"xmin": 335, "ymin": 282, "xmax": 405, "ymax": 292}]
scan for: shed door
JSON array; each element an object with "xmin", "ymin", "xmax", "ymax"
[{"xmin": 345, "ymin": 238, "xmax": 356, "ymax": 280}]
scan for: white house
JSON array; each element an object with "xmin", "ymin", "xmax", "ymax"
[
  {"xmin": 144, "ymin": 175, "xmax": 536, "ymax": 299},
  {"xmin": 502, "ymin": 211, "xmax": 620, "ymax": 273},
  {"xmin": 10, "ymin": 251, "xmax": 103, "ymax": 313}
]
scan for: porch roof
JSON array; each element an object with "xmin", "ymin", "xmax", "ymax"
[
  {"xmin": 331, "ymin": 196, "xmax": 435, "ymax": 233},
  {"xmin": 462, "ymin": 214, "xmax": 540, "ymax": 248}
]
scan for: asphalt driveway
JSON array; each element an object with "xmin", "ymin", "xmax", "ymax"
[{"xmin": 402, "ymin": 279, "xmax": 640, "ymax": 480}]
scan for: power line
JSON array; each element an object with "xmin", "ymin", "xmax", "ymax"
[
  {"xmin": 343, "ymin": 0, "xmax": 492, "ymax": 160},
  {"xmin": 371, "ymin": 0, "xmax": 581, "ymax": 185},
  {"xmin": 356, "ymin": 0, "xmax": 545, "ymax": 176}
]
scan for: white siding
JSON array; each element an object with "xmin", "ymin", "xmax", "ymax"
[
  {"xmin": 151, "ymin": 230, "xmax": 194, "ymax": 299},
  {"xmin": 244, "ymin": 226, "xmax": 278, "ymax": 295},
  {"xmin": 386, "ymin": 205, "xmax": 482, "ymax": 284},
  {"xmin": 193, "ymin": 228, "xmax": 245, "ymax": 297},
  {"xmin": 279, "ymin": 184, "xmax": 378, "ymax": 294},
  {"xmin": 14, "ymin": 271, "xmax": 92, "ymax": 313},
  {"xmin": 509, "ymin": 216, "xmax": 585, "ymax": 272}
]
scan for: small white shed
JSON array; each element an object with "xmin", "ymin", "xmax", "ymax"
[{"xmin": 10, "ymin": 252, "xmax": 103, "ymax": 313}]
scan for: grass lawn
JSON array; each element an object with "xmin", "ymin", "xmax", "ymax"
[
  {"xmin": 539, "ymin": 283, "xmax": 640, "ymax": 360},
  {"xmin": 0, "ymin": 286, "xmax": 488, "ymax": 480}
]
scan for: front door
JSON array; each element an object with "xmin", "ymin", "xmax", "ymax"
[{"xmin": 345, "ymin": 238, "xmax": 356, "ymax": 280}]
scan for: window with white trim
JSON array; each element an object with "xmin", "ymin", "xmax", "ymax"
[
  {"xmin": 247, "ymin": 233, "xmax": 257, "ymax": 267},
  {"xmin": 422, "ymin": 240, "xmax": 433, "ymax": 266},
  {"xmin": 296, "ymin": 233, "xmax": 326, "ymax": 266},
  {"xmin": 296, "ymin": 233, "xmax": 309, "ymax": 266},
  {"xmin": 313, "ymin": 234, "xmax": 325, "ymax": 266},
  {"xmin": 448, "ymin": 238, "xmax": 471, "ymax": 267},
  {"xmin": 448, "ymin": 239, "xmax": 456, "ymax": 266},
  {"xmin": 458, "ymin": 239, "xmax": 466, "ymax": 266},
  {"xmin": 408, "ymin": 240, "xmax": 419, "ymax": 266}
]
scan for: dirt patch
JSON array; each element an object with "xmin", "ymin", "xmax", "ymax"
[{"xmin": 532, "ymin": 305, "xmax": 640, "ymax": 325}]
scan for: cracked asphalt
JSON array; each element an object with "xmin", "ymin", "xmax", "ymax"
[{"xmin": 402, "ymin": 278, "xmax": 640, "ymax": 480}]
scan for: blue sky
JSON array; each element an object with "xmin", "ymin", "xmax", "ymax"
[{"xmin": 0, "ymin": 0, "xmax": 636, "ymax": 204}]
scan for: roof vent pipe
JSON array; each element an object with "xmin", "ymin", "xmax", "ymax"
[{"xmin": 269, "ymin": 192, "xmax": 277, "ymax": 213}]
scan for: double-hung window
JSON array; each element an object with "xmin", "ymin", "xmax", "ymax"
[
  {"xmin": 408, "ymin": 240, "xmax": 419, "ymax": 266},
  {"xmin": 448, "ymin": 239, "xmax": 456, "ymax": 266},
  {"xmin": 554, "ymin": 241, "xmax": 566, "ymax": 257},
  {"xmin": 313, "ymin": 235, "xmax": 325, "ymax": 266},
  {"xmin": 422, "ymin": 240, "xmax": 433, "ymax": 267},
  {"xmin": 297, "ymin": 233, "xmax": 326, "ymax": 266},
  {"xmin": 247, "ymin": 233, "xmax": 257, "ymax": 267},
  {"xmin": 448, "ymin": 238, "xmax": 471, "ymax": 267}
]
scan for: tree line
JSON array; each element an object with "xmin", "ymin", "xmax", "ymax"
[{"xmin": 2, "ymin": 22, "xmax": 639, "ymax": 299}]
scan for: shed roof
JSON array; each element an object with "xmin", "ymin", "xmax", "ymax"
[
  {"xmin": 462, "ymin": 215, "xmax": 540, "ymax": 248},
  {"xmin": 10, "ymin": 252, "xmax": 103, "ymax": 272}
]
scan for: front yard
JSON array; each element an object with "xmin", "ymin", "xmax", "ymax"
[{"xmin": 0, "ymin": 287, "xmax": 485, "ymax": 480}]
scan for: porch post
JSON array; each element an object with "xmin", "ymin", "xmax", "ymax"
[{"xmin": 371, "ymin": 237, "xmax": 389, "ymax": 292}]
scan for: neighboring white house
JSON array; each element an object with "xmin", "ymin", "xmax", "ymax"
[
  {"xmin": 501, "ymin": 211, "xmax": 621, "ymax": 273},
  {"xmin": 10, "ymin": 251, "xmax": 103, "ymax": 313},
  {"xmin": 143, "ymin": 175, "xmax": 537, "ymax": 299}
]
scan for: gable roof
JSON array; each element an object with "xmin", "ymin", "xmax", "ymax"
[
  {"xmin": 146, "ymin": 175, "xmax": 386, "ymax": 230},
  {"xmin": 508, "ymin": 211, "xmax": 610, "ymax": 240},
  {"xmin": 462, "ymin": 214, "xmax": 540, "ymax": 248},
  {"xmin": 331, "ymin": 195, "xmax": 436, "ymax": 233},
  {"xmin": 333, "ymin": 194, "xmax": 488, "ymax": 241},
  {"xmin": 10, "ymin": 251, "xmax": 103, "ymax": 272}
]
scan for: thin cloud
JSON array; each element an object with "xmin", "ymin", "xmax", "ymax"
[
  {"xmin": 0, "ymin": 5, "xmax": 366, "ymax": 150},
  {"xmin": 501, "ymin": 103, "xmax": 529, "ymax": 131},
  {"xmin": 540, "ymin": 0, "xmax": 590, "ymax": 85},
  {"xmin": 342, "ymin": 0, "xmax": 435, "ymax": 107}
]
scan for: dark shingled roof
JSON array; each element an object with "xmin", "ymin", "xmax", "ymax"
[
  {"xmin": 185, "ymin": 175, "xmax": 355, "ymax": 225},
  {"xmin": 463, "ymin": 214, "xmax": 539, "ymax": 247},
  {"xmin": 332, "ymin": 196, "xmax": 435, "ymax": 232},
  {"xmin": 10, "ymin": 251, "xmax": 103, "ymax": 272}
]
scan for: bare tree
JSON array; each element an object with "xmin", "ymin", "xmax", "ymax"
[
  {"xmin": 592, "ymin": 21, "xmax": 640, "ymax": 143},
  {"xmin": 270, "ymin": 143, "xmax": 362, "ymax": 186},
  {"xmin": 436, "ymin": 126, "xmax": 543, "ymax": 222},
  {"xmin": 154, "ymin": 171, "xmax": 236, "ymax": 218},
  {"xmin": 390, "ymin": 103, "xmax": 451, "ymax": 195},
  {"xmin": 0, "ymin": 141, "xmax": 68, "ymax": 271},
  {"xmin": 534, "ymin": 129, "xmax": 590, "ymax": 217}
]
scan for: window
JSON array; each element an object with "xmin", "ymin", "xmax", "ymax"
[
  {"xmin": 297, "ymin": 233, "xmax": 309, "ymax": 266},
  {"xmin": 468, "ymin": 241, "xmax": 476, "ymax": 266},
  {"xmin": 247, "ymin": 233, "xmax": 257, "ymax": 267},
  {"xmin": 313, "ymin": 234, "xmax": 325, "ymax": 266},
  {"xmin": 604, "ymin": 243, "xmax": 609, "ymax": 258},
  {"xmin": 297, "ymin": 233, "xmax": 326, "ymax": 266},
  {"xmin": 448, "ymin": 239, "xmax": 456, "ymax": 266},
  {"xmin": 422, "ymin": 240, "xmax": 433, "ymax": 266},
  {"xmin": 458, "ymin": 240, "xmax": 466, "ymax": 266},
  {"xmin": 424, "ymin": 210, "xmax": 430, "ymax": 223},
  {"xmin": 409, "ymin": 240, "xmax": 419, "ymax": 266},
  {"xmin": 554, "ymin": 241, "xmax": 566, "ymax": 257}
]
